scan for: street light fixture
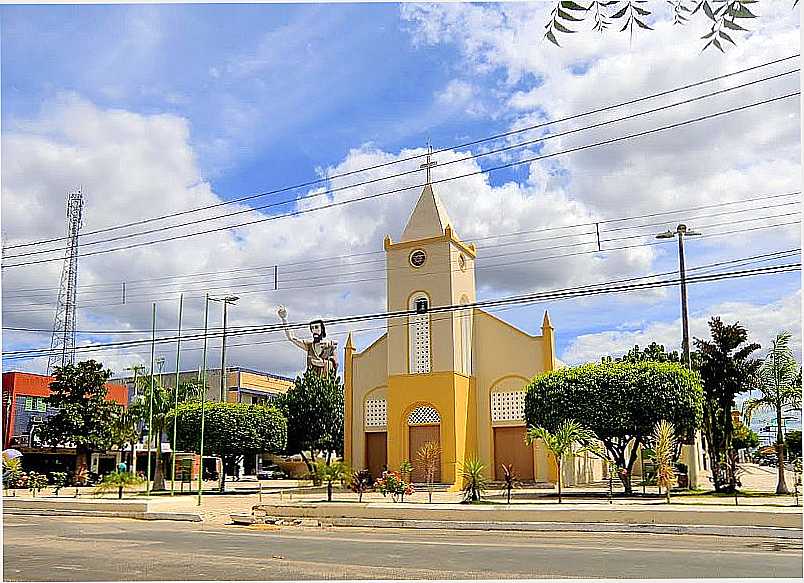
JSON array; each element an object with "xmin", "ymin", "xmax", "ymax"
[{"xmin": 655, "ymin": 224, "xmax": 701, "ymax": 368}]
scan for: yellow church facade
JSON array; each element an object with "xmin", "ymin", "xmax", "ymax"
[{"xmin": 343, "ymin": 182, "xmax": 605, "ymax": 488}]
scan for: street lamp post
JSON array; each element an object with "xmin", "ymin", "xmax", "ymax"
[
  {"xmin": 170, "ymin": 294, "xmax": 184, "ymax": 496},
  {"xmin": 656, "ymin": 224, "xmax": 701, "ymax": 489},
  {"xmin": 197, "ymin": 293, "xmax": 210, "ymax": 506},
  {"xmin": 146, "ymin": 304, "xmax": 157, "ymax": 496}
]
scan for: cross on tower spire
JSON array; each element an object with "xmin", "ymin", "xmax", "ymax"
[{"xmin": 420, "ymin": 140, "xmax": 437, "ymax": 185}]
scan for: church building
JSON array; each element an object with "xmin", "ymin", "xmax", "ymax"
[{"xmin": 342, "ymin": 179, "xmax": 604, "ymax": 488}]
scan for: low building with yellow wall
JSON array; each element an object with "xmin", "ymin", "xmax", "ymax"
[{"xmin": 343, "ymin": 181, "xmax": 606, "ymax": 489}]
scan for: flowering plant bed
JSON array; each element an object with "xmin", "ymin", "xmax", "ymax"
[{"xmin": 374, "ymin": 471, "xmax": 414, "ymax": 502}]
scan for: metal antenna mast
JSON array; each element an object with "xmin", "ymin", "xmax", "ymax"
[{"xmin": 47, "ymin": 190, "xmax": 84, "ymax": 374}]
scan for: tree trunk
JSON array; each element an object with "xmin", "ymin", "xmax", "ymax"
[
  {"xmin": 776, "ymin": 407, "xmax": 790, "ymax": 494},
  {"xmin": 118, "ymin": 485, "xmax": 123, "ymax": 499},
  {"xmin": 219, "ymin": 456, "xmax": 228, "ymax": 493},
  {"xmin": 327, "ymin": 481, "xmax": 332, "ymax": 501},
  {"xmin": 557, "ymin": 459, "xmax": 562, "ymax": 504},
  {"xmin": 153, "ymin": 431, "xmax": 166, "ymax": 491},
  {"xmin": 299, "ymin": 451, "xmax": 314, "ymax": 477},
  {"xmin": 74, "ymin": 446, "xmax": 90, "ymax": 478}
]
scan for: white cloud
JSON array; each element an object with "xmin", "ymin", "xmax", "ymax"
[
  {"xmin": 562, "ymin": 289, "xmax": 802, "ymax": 364},
  {"xmin": 2, "ymin": 96, "xmax": 667, "ymax": 377},
  {"xmin": 401, "ymin": 2, "xmax": 801, "ymax": 219}
]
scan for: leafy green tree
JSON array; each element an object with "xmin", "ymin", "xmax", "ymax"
[
  {"xmin": 525, "ymin": 361, "xmax": 702, "ymax": 494},
  {"xmin": 743, "ymin": 331, "xmax": 802, "ymax": 494},
  {"xmin": 694, "ymin": 317, "xmax": 760, "ymax": 492},
  {"xmin": 527, "ymin": 420, "xmax": 601, "ymax": 503},
  {"xmin": 732, "ymin": 423, "xmax": 759, "ymax": 452},
  {"xmin": 39, "ymin": 360, "xmax": 122, "ymax": 473},
  {"xmin": 786, "ymin": 430, "xmax": 802, "ymax": 460},
  {"xmin": 614, "ymin": 342, "xmax": 681, "ymax": 364},
  {"xmin": 276, "ymin": 370, "xmax": 344, "ymax": 471},
  {"xmin": 543, "ymin": 1, "xmax": 790, "ymax": 52},
  {"xmin": 169, "ymin": 401, "xmax": 287, "ymax": 492}
]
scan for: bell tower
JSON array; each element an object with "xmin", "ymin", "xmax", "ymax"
[
  {"xmin": 384, "ymin": 183, "xmax": 477, "ymax": 376},
  {"xmin": 382, "ymin": 150, "xmax": 479, "ymax": 488}
]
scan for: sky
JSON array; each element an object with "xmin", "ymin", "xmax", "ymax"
[{"xmin": 1, "ymin": 2, "xmax": 801, "ymax": 429}]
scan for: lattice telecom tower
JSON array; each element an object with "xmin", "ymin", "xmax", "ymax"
[{"xmin": 47, "ymin": 190, "xmax": 84, "ymax": 374}]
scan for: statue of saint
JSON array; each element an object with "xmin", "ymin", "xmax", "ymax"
[{"xmin": 277, "ymin": 306, "xmax": 338, "ymax": 376}]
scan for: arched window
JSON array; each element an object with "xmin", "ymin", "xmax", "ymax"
[{"xmin": 409, "ymin": 294, "xmax": 431, "ymax": 374}]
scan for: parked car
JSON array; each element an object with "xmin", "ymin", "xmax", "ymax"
[{"xmin": 257, "ymin": 464, "xmax": 288, "ymax": 480}]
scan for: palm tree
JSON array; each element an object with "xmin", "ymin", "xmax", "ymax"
[
  {"xmin": 652, "ymin": 420, "xmax": 676, "ymax": 504},
  {"xmin": 743, "ymin": 331, "xmax": 802, "ymax": 494},
  {"xmin": 527, "ymin": 420, "xmax": 600, "ymax": 503},
  {"xmin": 315, "ymin": 460, "xmax": 349, "ymax": 501},
  {"xmin": 129, "ymin": 379, "xmax": 173, "ymax": 491}
]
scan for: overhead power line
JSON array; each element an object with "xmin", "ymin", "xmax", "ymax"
[
  {"xmin": 3, "ymin": 90, "xmax": 799, "ymax": 270},
  {"xmin": 8, "ymin": 190, "xmax": 798, "ymax": 296},
  {"xmin": 3, "ymin": 210, "xmax": 798, "ymax": 312},
  {"xmin": 6, "ymin": 197, "xmax": 799, "ymax": 304},
  {"xmin": 2, "ymin": 216, "xmax": 798, "ymax": 314},
  {"xmin": 5, "ymin": 54, "xmax": 798, "ymax": 252},
  {"xmin": 3, "ymin": 262, "xmax": 799, "ymax": 361},
  {"xmin": 6, "ymin": 67, "xmax": 798, "ymax": 262},
  {"xmin": 4, "ymin": 247, "xmax": 798, "ymax": 336}
]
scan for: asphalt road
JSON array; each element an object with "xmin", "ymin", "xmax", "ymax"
[{"xmin": 3, "ymin": 514, "xmax": 802, "ymax": 580}]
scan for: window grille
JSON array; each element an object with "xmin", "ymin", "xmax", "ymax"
[
  {"xmin": 407, "ymin": 405, "xmax": 440, "ymax": 425},
  {"xmin": 491, "ymin": 391, "xmax": 525, "ymax": 422},
  {"xmin": 409, "ymin": 296, "xmax": 431, "ymax": 374},
  {"xmin": 365, "ymin": 399, "xmax": 387, "ymax": 427}
]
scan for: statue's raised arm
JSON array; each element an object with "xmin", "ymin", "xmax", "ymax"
[{"xmin": 277, "ymin": 305, "xmax": 308, "ymax": 351}]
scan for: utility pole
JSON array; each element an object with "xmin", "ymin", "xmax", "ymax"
[
  {"xmin": 656, "ymin": 224, "xmax": 701, "ymax": 368},
  {"xmin": 170, "ymin": 294, "xmax": 184, "ymax": 496},
  {"xmin": 211, "ymin": 296, "xmax": 239, "ymax": 402},
  {"xmin": 656, "ymin": 224, "xmax": 701, "ymax": 489},
  {"xmin": 209, "ymin": 295, "xmax": 238, "ymax": 489}
]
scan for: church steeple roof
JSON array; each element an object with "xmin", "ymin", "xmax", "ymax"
[{"xmin": 400, "ymin": 183, "xmax": 454, "ymax": 242}]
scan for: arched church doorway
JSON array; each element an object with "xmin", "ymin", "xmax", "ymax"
[{"xmin": 407, "ymin": 405, "xmax": 441, "ymax": 483}]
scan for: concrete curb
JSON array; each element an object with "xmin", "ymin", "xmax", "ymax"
[
  {"xmin": 3, "ymin": 507, "xmax": 203, "ymax": 522},
  {"xmin": 322, "ymin": 517, "xmax": 802, "ymax": 539},
  {"xmin": 252, "ymin": 501, "xmax": 803, "ymax": 529}
]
